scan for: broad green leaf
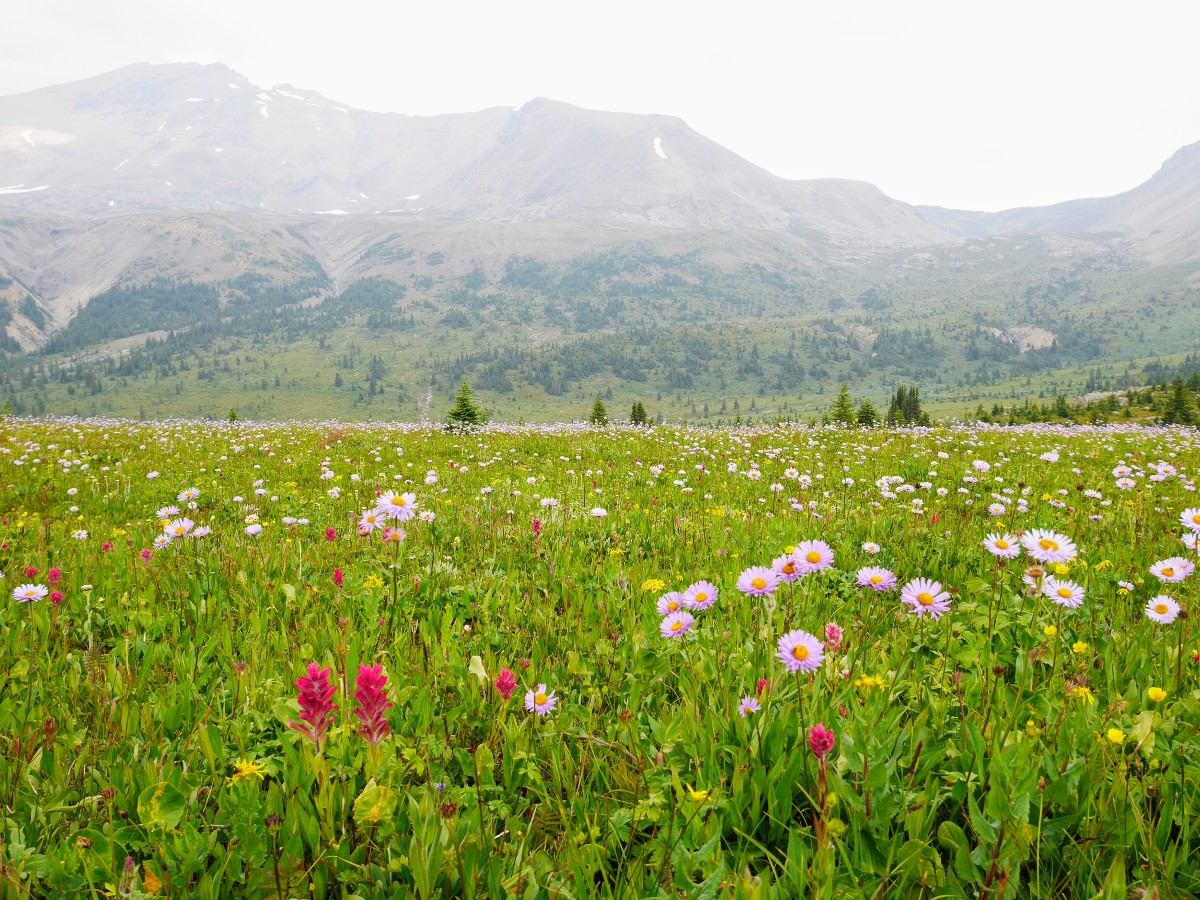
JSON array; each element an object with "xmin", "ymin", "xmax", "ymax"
[
  {"xmin": 354, "ymin": 778, "xmax": 396, "ymax": 827},
  {"xmin": 138, "ymin": 782, "xmax": 187, "ymax": 831}
]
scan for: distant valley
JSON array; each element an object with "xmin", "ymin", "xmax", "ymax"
[{"xmin": 2, "ymin": 63, "xmax": 1199, "ymax": 422}]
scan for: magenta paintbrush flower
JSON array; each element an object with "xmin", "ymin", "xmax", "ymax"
[
  {"xmin": 495, "ymin": 667, "xmax": 517, "ymax": 700},
  {"xmin": 809, "ymin": 723, "xmax": 836, "ymax": 759},
  {"xmin": 289, "ymin": 663, "xmax": 339, "ymax": 752},
  {"xmin": 352, "ymin": 664, "xmax": 393, "ymax": 746}
]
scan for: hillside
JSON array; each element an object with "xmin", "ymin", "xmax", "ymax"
[
  {"xmin": 919, "ymin": 140, "xmax": 1200, "ymax": 263},
  {"xmin": 1, "ymin": 63, "xmax": 1199, "ymax": 423}
]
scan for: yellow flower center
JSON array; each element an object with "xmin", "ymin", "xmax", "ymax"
[
  {"xmin": 1193, "ymin": 514, "xmax": 1200, "ymax": 524},
  {"xmin": 870, "ymin": 575, "xmax": 883, "ymax": 584},
  {"xmin": 995, "ymin": 539, "xmax": 1009, "ymax": 549},
  {"xmin": 694, "ymin": 592, "xmax": 707, "ymax": 603},
  {"xmin": 751, "ymin": 577, "xmax": 767, "ymax": 590},
  {"xmin": 792, "ymin": 644, "xmax": 809, "ymax": 660},
  {"xmin": 393, "ymin": 497, "xmax": 406, "ymax": 506},
  {"xmin": 671, "ymin": 621, "xmax": 684, "ymax": 632},
  {"xmin": 667, "ymin": 600, "xmax": 679, "ymax": 611},
  {"xmin": 1057, "ymin": 587, "xmax": 1073, "ymax": 599},
  {"xmin": 534, "ymin": 693, "xmax": 548, "ymax": 706},
  {"xmin": 1155, "ymin": 603, "xmax": 1168, "ymax": 614},
  {"xmin": 806, "ymin": 551, "xmax": 822, "ymax": 564},
  {"xmin": 1162, "ymin": 567, "xmax": 1174, "ymax": 578},
  {"xmin": 1039, "ymin": 538, "xmax": 1058, "ymax": 552},
  {"xmin": 782, "ymin": 561, "xmax": 796, "ymax": 574},
  {"xmin": 918, "ymin": 592, "xmax": 934, "ymax": 606}
]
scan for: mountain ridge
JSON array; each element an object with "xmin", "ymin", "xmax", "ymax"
[
  {"xmin": 0, "ymin": 62, "xmax": 944, "ymax": 249},
  {"xmin": 918, "ymin": 140, "xmax": 1200, "ymax": 262}
]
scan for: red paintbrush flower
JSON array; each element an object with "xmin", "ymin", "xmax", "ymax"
[
  {"xmin": 289, "ymin": 663, "xmax": 339, "ymax": 752},
  {"xmin": 352, "ymin": 664, "xmax": 393, "ymax": 746}
]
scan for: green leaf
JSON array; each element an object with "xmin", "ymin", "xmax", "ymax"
[
  {"xmin": 137, "ymin": 781, "xmax": 187, "ymax": 831},
  {"xmin": 354, "ymin": 778, "xmax": 397, "ymax": 828},
  {"xmin": 1100, "ymin": 851, "xmax": 1125, "ymax": 899},
  {"xmin": 197, "ymin": 723, "xmax": 223, "ymax": 774},
  {"xmin": 468, "ymin": 655, "xmax": 487, "ymax": 684},
  {"xmin": 968, "ymin": 792, "xmax": 1000, "ymax": 844}
]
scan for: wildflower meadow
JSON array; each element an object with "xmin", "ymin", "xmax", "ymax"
[{"xmin": 2, "ymin": 417, "xmax": 1199, "ymax": 898}]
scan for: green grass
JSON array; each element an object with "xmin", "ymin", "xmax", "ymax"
[{"xmin": 1, "ymin": 418, "xmax": 1199, "ymax": 896}]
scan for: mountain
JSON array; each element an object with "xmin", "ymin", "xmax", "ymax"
[
  {"xmin": 0, "ymin": 62, "xmax": 943, "ymax": 246},
  {"xmin": 918, "ymin": 141, "xmax": 1200, "ymax": 262},
  {"xmin": 1, "ymin": 63, "xmax": 1198, "ymax": 425}
]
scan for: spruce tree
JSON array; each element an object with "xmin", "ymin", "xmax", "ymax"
[
  {"xmin": 887, "ymin": 385, "xmax": 930, "ymax": 426},
  {"xmin": 446, "ymin": 379, "xmax": 486, "ymax": 429},
  {"xmin": 1163, "ymin": 377, "xmax": 1196, "ymax": 425},
  {"xmin": 830, "ymin": 384, "xmax": 856, "ymax": 425},
  {"xmin": 630, "ymin": 401, "xmax": 648, "ymax": 426},
  {"xmin": 589, "ymin": 396, "xmax": 609, "ymax": 426},
  {"xmin": 857, "ymin": 400, "xmax": 879, "ymax": 426}
]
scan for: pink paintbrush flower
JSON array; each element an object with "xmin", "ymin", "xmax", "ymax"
[
  {"xmin": 289, "ymin": 663, "xmax": 339, "ymax": 752},
  {"xmin": 352, "ymin": 665, "xmax": 392, "ymax": 746},
  {"xmin": 809, "ymin": 723, "xmax": 836, "ymax": 759},
  {"xmin": 495, "ymin": 668, "xmax": 517, "ymax": 700}
]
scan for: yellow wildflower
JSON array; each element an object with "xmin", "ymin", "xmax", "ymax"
[
  {"xmin": 854, "ymin": 675, "xmax": 886, "ymax": 692},
  {"xmin": 362, "ymin": 574, "xmax": 385, "ymax": 590},
  {"xmin": 1043, "ymin": 625, "xmax": 1057, "ymax": 638},
  {"xmin": 641, "ymin": 578, "xmax": 666, "ymax": 593},
  {"xmin": 1147, "ymin": 686, "xmax": 1167, "ymax": 703},
  {"xmin": 1095, "ymin": 560, "xmax": 1112, "ymax": 570},
  {"xmin": 1054, "ymin": 564, "xmax": 1070, "ymax": 576},
  {"xmin": 1072, "ymin": 641, "xmax": 1089, "ymax": 654},
  {"xmin": 229, "ymin": 758, "xmax": 267, "ymax": 784},
  {"xmin": 686, "ymin": 784, "xmax": 710, "ymax": 803},
  {"xmin": 1105, "ymin": 728, "xmax": 1125, "ymax": 745},
  {"xmin": 1068, "ymin": 685, "xmax": 1097, "ymax": 704}
]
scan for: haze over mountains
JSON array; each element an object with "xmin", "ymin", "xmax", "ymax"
[
  {"xmin": 920, "ymin": 141, "xmax": 1200, "ymax": 263},
  {"xmin": 0, "ymin": 63, "xmax": 1198, "ymax": 423},
  {"xmin": 1, "ymin": 62, "xmax": 1199, "ymax": 327},
  {"xmin": 0, "ymin": 62, "xmax": 941, "ymax": 237}
]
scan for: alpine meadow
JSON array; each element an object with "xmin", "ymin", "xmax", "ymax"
[{"xmin": 2, "ymin": 54, "xmax": 1200, "ymax": 900}]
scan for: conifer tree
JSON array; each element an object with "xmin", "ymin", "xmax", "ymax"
[
  {"xmin": 1163, "ymin": 377, "xmax": 1196, "ymax": 425},
  {"xmin": 830, "ymin": 384, "xmax": 856, "ymax": 425},
  {"xmin": 886, "ymin": 385, "xmax": 930, "ymax": 426},
  {"xmin": 589, "ymin": 396, "xmax": 609, "ymax": 425},
  {"xmin": 630, "ymin": 401, "xmax": 648, "ymax": 426},
  {"xmin": 446, "ymin": 379, "xmax": 486, "ymax": 429},
  {"xmin": 857, "ymin": 400, "xmax": 879, "ymax": 426}
]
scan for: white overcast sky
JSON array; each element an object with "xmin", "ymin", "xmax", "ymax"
[{"xmin": 3, "ymin": 0, "xmax": 1198, "ymax": 211}]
